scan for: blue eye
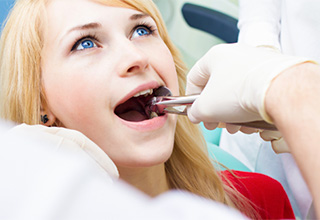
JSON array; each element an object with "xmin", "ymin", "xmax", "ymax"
[
  {"xmin": 132, "ymin": 27, "xmax": 151, "ymax": 39},
  {"xmin": 72, "ymin": 38, "xmax": 98, "ymax": 51}
]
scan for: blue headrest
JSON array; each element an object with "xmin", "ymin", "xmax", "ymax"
[{"xmin": 182, "ymin": 3, "xmax": 239, "ymax": 43}]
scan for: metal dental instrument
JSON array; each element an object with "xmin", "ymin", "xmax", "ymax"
[{"xmin": 148, "ymin": 87, "xmax": 277, "ymax": 131}]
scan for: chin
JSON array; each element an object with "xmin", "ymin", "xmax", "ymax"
[{"xmin": 114, "ymin": 140, "xmax": 174, "ymax": 168}]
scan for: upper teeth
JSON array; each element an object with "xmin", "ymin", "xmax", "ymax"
[{"xmin": 133, "ymin": 89, "xmax": 153, "ymax": 97}]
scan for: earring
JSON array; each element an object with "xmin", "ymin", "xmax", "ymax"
[{"xmin": 41, "ymin": 114, "xmax": 49, "ymax": 124}]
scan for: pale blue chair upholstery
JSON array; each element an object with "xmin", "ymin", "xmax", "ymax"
[{"xmin": 181, "ymin": 3, "xmax": 250, "ymax": 172}]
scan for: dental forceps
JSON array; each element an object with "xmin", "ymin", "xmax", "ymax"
[{"xmin": 148, "ymin": 94, "xmax": 278, "ymax": 131}]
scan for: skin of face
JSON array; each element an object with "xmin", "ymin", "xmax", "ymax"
[{"xmin": 41, "ymin": 0, "xmax": 179, "ymax": 172}]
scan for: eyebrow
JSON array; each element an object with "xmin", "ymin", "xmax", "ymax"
[
  {"xmin": 65, "ymin": 13, "xmax": 149, "ymax": 34},
  {"xmin": 61, "ymin": 13, "xmax": 151, "ymax": 43},
  {"xmin": 67, "ymin": 22, "xmax": 102, "ymax": 34},
  {"xmin": 130, "ymin": 13, "xmax": 150, "ymax": 20}
]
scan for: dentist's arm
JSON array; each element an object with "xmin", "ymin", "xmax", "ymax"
[
  {"xmin": 186, "ymin": 43, "xmax": 320, "ymax": 216},
  {"xmin": 264, "ymin": 62, "xmax": 320, "ymax": 217}
]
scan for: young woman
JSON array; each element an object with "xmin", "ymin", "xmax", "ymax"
[{"xmin": 0, "ymin": 0, "xmax": 294, "ymax": 219}]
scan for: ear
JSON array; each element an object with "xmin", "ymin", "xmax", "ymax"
[{"xmin": 40, "ymin": 100, "xmax": 57, "ymax": 127}]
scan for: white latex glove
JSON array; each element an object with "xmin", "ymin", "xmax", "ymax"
[
  {"xmin": 186, "ymin": 43, "xmax": 314, "ymax": 152},
  {"xmin": 186, "ymin": 43, "xmax": 311, "ymax": 126},
  {"xmin": 260, "ymin": 130, "xmax": 290, "ymax": 153}
]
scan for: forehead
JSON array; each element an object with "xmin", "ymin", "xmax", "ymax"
[
  {"xmin": 44, "ymin": 0, "xmax": 146, "ymax": 38},
  {"xmin": 46, "ymin": 0, "xmax": 139, "ymax": 20}
]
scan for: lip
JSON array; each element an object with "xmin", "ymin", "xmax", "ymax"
[
  {"xmin": 116, "ymin": 114, "xmax": 168, "ymax": 132},
  {"xmin": 114, "ymin": 81, "xmax": 162, "ymax": 108},
  {"xmin": 114, "ymin": 81, "xmax": 168, "ymax": 132}
]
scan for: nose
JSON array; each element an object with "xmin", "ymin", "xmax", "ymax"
[{"xmin": 115, "ymin": 39, "xmax": 150, "ymax": 77}]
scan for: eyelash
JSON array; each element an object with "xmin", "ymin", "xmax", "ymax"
[
  {"xmin": 134, "ymin": 22, "xmax": 157, "ymax": 36},
  {"xmin": 70, "ymin": 22, "xmax": 157, "ymax": 52},
  {"xmin": 71, "ymin": 33, "xmax": 99, "ymax": 51}
]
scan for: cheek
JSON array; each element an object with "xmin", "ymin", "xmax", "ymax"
[
  {"xmin": 43, "ymin": 69, "xmax": 99, "ymax": 125},
  {"xmin": 152, "ymin": 44, "xmax": 179, "ymax": 95}
]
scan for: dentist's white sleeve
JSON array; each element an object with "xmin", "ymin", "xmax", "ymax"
[
  {"xmin": 238, "ymin": 0, "xmax": 281, "ymax": 50},
  {"xmin": 0, "ymin": 121, "xmax": 246, "ymax": 220}
]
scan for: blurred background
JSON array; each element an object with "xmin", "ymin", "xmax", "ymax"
[
  {"xmin": 154, "ymin": 0, "xmax": 238, "ymax": 68},
  {"xmin": 0, "ymin": 0, "xmax": 13, "ymax": 27}
]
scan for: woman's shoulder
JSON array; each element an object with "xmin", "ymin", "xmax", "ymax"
[{"xmin": 221, "ymin": 170, "xmax": 295, "ymax": 219}]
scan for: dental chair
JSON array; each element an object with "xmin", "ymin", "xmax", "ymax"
[
  {"xmin": 180, "ymin": 3, "xmax": 249, "ymax": 172},
  {"xmin": 182, "ymin": 3, "xmax": 239, "ymax": 43}
]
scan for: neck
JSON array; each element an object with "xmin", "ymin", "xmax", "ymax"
[{"xmin": 118, "ymin": 163, "xmax": 169, "ymax": 197}]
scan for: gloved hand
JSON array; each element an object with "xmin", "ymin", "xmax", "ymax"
[
  {"xmin": 260, "ymin": 130, "xmax": 290, "ymax": 153},
  {"xmin": 186, "ymin": 43, "xmax": 314, "ymax": 152}
]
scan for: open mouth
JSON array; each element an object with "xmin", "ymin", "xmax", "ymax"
[{"xmin": 114, "ymin": 87, "xmax": 166, "ymax": 122}]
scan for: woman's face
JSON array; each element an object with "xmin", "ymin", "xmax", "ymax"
[{"xmin": 41, "ymin": 0, "xmax": 179, "ymax": 168}]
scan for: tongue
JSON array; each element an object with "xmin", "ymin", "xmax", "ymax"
[{"xmin": 118, "ymin": 110, "xmax": 148, "ymax": 122}]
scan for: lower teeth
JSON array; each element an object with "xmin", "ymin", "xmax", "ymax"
[{"xmin": 150, "ymin": 112, "xmax": 158, "ymax": 119}]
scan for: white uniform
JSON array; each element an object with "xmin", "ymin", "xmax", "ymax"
[
  {"xmin": 238, "ymin": 0, "xmax": 320, "ymax": 63},
  {"xmin": 220, "ymin": 0, "xmax": 320, "ymax": 218}
]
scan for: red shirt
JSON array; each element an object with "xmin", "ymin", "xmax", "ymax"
[{"xmin": 221, "ymin": 170, "xmax": 295, "ymax": 219}]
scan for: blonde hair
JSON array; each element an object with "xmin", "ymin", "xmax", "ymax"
[
  {"xmin": 0, "ymin": 0, "xmax": 257, "ymax": 218},
  {"xmin": 0, "ymin": 0, "xmax": 48, "ymax": 124}
]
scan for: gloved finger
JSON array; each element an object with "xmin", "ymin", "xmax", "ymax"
[
  {"xmin": 225, "ymin": 124, "xmax": 241, "ymax": 134},
  {"xmin": 259, "ymin": 130, "xmax": 290, "ymax": 154},
  {"xmin": 259, "ymin": 130, "xmax": 282, "ymax": 141},
  {"xmin": 239, "ymin": 126, "xmax": 260, "ymax": 134},
  {"xmin": 203, "ymin": 122, "xmax": 219, "ymax": 130},
  {"xmin": 271, "ymin": 138, "xmax": 290, "ymax": 154},
  {"xmin": 186, "ymin": 58, "xmax": 211, "ymax": 95},
  {"xmin": 217, "ymin": 122, "xmax": 227, "ymax": 128},
  {"xmin": 186, "ymin": 106, "xmax": 201, "ymax": 124}
]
